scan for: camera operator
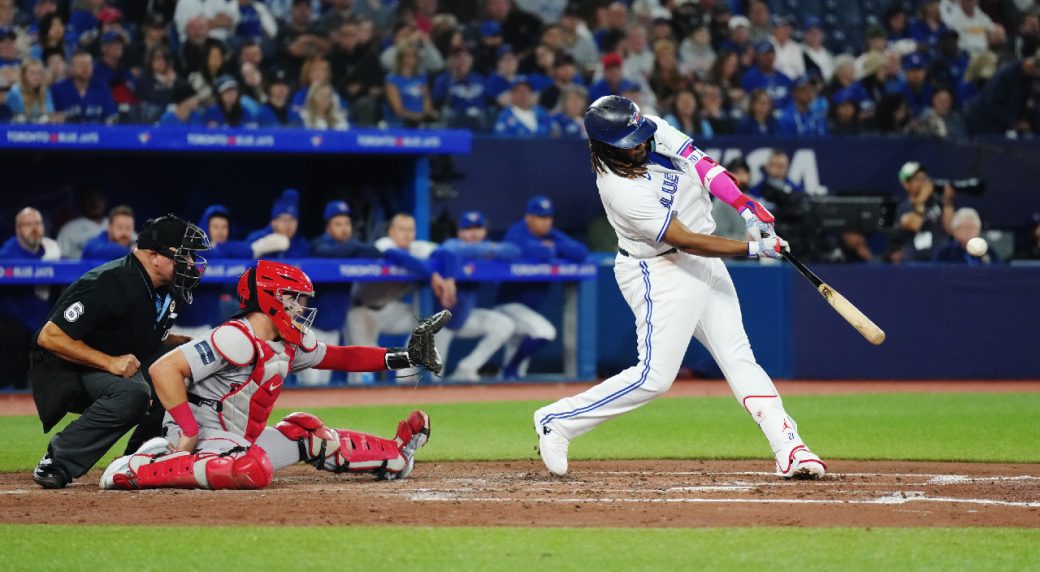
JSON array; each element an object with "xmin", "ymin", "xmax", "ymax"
[
  {"xmin": 893, "ymin": 161, "xmax": 962, "ymax": 263},
  {"xmin": 750, "ymin": 149, "xmax": 828, "ymax": 261}
]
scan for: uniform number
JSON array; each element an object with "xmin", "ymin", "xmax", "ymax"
[{"xmin": 63, "ymin": 302, "xmax": 85, "ymax": 323}]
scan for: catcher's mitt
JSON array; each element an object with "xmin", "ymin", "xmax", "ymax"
[{"xmin": 385, "ymin": 310, "xmax": 452, "ymax": 375}]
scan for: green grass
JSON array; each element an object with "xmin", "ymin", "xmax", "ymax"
[
  {"xmin": 0, "ymin": 526, "xmax": 1036, "ymax": 571},
  {"xmin": 4, "ymin": 392, "xmax": 1038, "ymax": 472}
]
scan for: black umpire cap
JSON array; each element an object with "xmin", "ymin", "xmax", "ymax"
[{"xmin": 137, "ymin": 214, "xmax": 206, "ymax": 253}]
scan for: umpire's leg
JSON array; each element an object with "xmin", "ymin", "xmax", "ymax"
[{"xmin": 47, "ymin": 370, "xmax": 151, "ymax": 478}]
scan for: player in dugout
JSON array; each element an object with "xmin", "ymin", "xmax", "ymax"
[{"xmin": 100, "ymin": 261, "xmax": 448, "ymax": 490}]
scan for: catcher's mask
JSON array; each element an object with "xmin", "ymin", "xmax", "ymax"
[
  {"xmin": 137, "ymin": 214, "xmax": 210, "ymax": 305},
  {"xmin": 236, "ymin": 260, "xmax": 317, "ymax": 346}
]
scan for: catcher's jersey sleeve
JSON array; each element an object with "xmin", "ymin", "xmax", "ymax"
[{"xmin": 290, "ymin": 342, "xmax": 327, "ymax": 373}]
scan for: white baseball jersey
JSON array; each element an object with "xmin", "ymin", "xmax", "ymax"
[{"xmin": 596, "ymin": 115, "xmax": 715, "ymax": 259}]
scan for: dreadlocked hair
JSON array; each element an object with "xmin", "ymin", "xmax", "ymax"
[{"xmin": 589, "ymin": 140, "xmax": 649, "ymax": 179}]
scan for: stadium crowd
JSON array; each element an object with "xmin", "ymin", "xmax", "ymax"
[{"xmin": 0, "ymin": 0, "xmax": 1036, "ymax": 138}]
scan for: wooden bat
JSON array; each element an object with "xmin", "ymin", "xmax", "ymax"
[{"xmin": 782, "ymin": 251, "xmax": 886, "ymax": 345}]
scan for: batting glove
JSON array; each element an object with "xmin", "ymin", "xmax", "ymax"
[
  {"xmin": 735, "ymin": 195, "xmax": 776, "ymax": 241},
  {"xmin": 748, "ymin": 236, "xmax": 789, "ymax": 260}
]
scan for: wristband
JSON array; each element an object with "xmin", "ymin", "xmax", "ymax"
[
  {"xmin": 747, "ymin": 241, "xmax": 759, "ymax": 257},
  {"xmin": 169, "ymin": 401, "xmax": 200, "ymax": 437}
]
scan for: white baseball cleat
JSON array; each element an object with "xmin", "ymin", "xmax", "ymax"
[
  {"xmin": 533, "ymin": 411, "xmax": 569, "ymax": 476},
  {"xmin": 99, "ymin": 437, "xmax": 172, "ymax": 490},
  {"xmin": 776, "ymin": 444, "xmax": 827, "ymax": 480}
]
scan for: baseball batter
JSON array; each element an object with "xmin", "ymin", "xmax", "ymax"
[
  {"xmin": 100, "ymin": 261, "xmax": 448, "ymax": 490},
  {"xmin": 534, "ymin": 96, "xmax": 826, "ymax": 479}
]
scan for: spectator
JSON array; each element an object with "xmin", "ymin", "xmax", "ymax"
[
  {"xmin": 518, "ymin": 42, "xmax": 555, "ymax": 93},
  {"xmin": 57, "ymin": 188, "xmax": 107, "ymax": 260},
  {"xmin": 957, "ymin": 50, "xmax": 997, "ymax": 106},
  {"xmin": 291, "ymin": 55, "xmax": 331, "ymax": 110},
  {"xmin": 301, "ymin": 200, "xmax": 381, "ymax": 386},
  {"xmin": 44, "ymin": 49, "xmax": 68, "ymax": 84},
  {"xmin": 235, "ymin": 0, "xmax": 278, "ymax": 44},
  {"xmin": 679, "ymin": 25, "xmax": 716, "ymax": 79},
  {"xmin": 593, "ymin": 2, "xmax": 628, "ymax": 52},
  {"xmin": 244, "ymin": 188, "xmax": 310, "ymax": 258},
  {"xmin": 484, "ymin": 0, "xmax": 543, "ymax": 54},
  {"xmin": 35, "ymin": 13, "xmax": 70, "ymax": 61},
  {"xmin": 777, "ymin": 75, "xmax": 828, "ymax": 137},
  {"xmin": 741, "ymin": 41, "xmax": 793, "ymax": 108},
  {"xmin": 942, "ymin": 0, "xmax": 1003, "ymax": 55},
  {"xmin": 50, "ymin": 51, "xmax": 117, "ymax": 124},
  {"xmin": 828, "ymin": 88, "xmax": 862, "ymax": 135},
  {"xmin": 157, "ymin": 82, "xmax": 204, "ymax": 126},
  {"xmin": 0, "ymin": 207, "xmax": 61, "ymax": 390},
  {"xmin": 699, "ymin": 83, "xmax": 735, "ymax": 135},
  {"xmin": 82, "ymin": 205, "xmax": 135, "ymax": 260},
  {"xmin": 328, "ymin": 19, "xmax": 382, "ymax": 124},
  {"xmin": 538, "ymin": 52, "xmax": 580, "ymax": 111},
  {"xmin": 188, "ymin": 39, "xmax": 229, "ymax": 106},
  {"xmin": 747, "ymin": 0, "xmax": 773, "ymax": 44},
  {"xmin": 1015, "ymin": 213, "xmax": 1040, "ymax": 260},
  {"xmin": 126, "ymin": 14, "xmax": 171, "ymax": 74},
  {"xmin": 928, "ymin": 29, "xmax": 970, "ymax": 91},
  {"xmin": 856, "ymin": 51, "xmax": 890, "ymax": 117},
  {"xmin": 708, "ymin": 49, "xmax": 747, "ymax": 112},
  {"xmin": 824, "ymin": 54, "xmax": 860, "ymax": 102},
  {"xmin": 260, "ymin": 68, "xmax": 302, "ymax": 125},
  {"xmin": 801, "ymin": 17, "xmax": 834, "ymax": 82},
  {"xmin": 909, "ymin": 0, "xmax": 948, "ymax": 53},
  {"xmin": 934, "ymin": 208, "xmax": 999, "ymax": 264},
  {"xmin": 432, "ymin": 46, "xmax": 488, "ymax": 130},
  {"xmin": 647, "ymin": 40, "xmax": 689, "ymax": 110},
  {"xmin": 8, "ymin": 59, "xmax": 56, "ymax": 123},
  {"xmin": 435, "ymin": 210, "xmax": 520, "ymax": 382},
  {"xmin": 300, "ymin": 81, "xmax": 347, "ymax": 129},
  {"xmin": 964, "ymin": 50, "xmax": 1040, "ymax": 136},
  {"xmin": 384, "ymin": 45, "xmax": 436, "ymax": 127},
  {"xmin": 624, "ymin": 23, "xmax": 654, "ymax": 82},
  {"xmin": 735, "ymin": 88, "xmax": 780, "ymax": 136},
  {"xmin": 870, "ymin": 93, "xmax": 911, "ymax": 134},
  {"xmin": 910, "ymin": 87, "xmax": 967, "ymax": 139},
  {"xmin": 495, "ymin": 196, "xmax": 587, "ymax": 378},
  {"xmin": 238, "ymin": 60, "xmax": 266, "ymax": 103},
  {"xmin": 0, "ymin": 0, "xmax": 26, "ymax": 57},
  {"xmin": 894, "ymin": 161, "xmax": 955, "ymax": 263},
  {"xmin": 559, "ymin": 3, "xmax": 598, "ymax": 74},
  {"xmin": 0, "ymin": 25, "xmax": 19, "ymax": 83},
  {"xmin": 1014, "ymin": 12, "xmax": 1039, "ymax": 60},
  {"xmin": 899, "ymin": 53, "xmax": 933, "ymax": 117},
  {"xmin": 720, "ymin": 15, "xmax": 754, "ymax": 70},
  {"xmin": 314, "ymin": 0, "xmax": 351, "ymax": 36},
  {"xmin": 494, "ymin": 75, "xmax": 551, "ymax": 137},
  {"xmin": 769, "ymin": 14, "xmax": 804, "ymax": 80},
  {"xmin": 379, "ymin": 23, "xmax": 444, "ymax": 76},
  {"xmin": 135, "ymin": 46, "xmax": 179, "ymax": 122},
  {"xmin": 550, "ymin": 84, "xmax": 587, "ymax": 138},
  {"xmin": 92, "ymin": 32, "xmax": 132, "ymax": 96},
  {"xmin": 750, "ymin": 150, "xmax": 827, "ymax": 259},
  {"xmin": 648, "ymin": 10, "xmax": 675, "ymax": 44},
  {"xmin": 275, "ymin": 0, "xmax": 328, "ymax": 80},
  {"xmin": 202, "ymin": 74, "xmax": 261, "ymax": 127},
  {"xmin": 68, "ymin": 0, "xmax": 104, "ymax": 50},
  {"xmin": 177, "ymin": 16, "xmax": 212, "ymax": 75},
  {"xmin": 485, "ymin": 44, "xmax": 519, "ymax": 107},
  {"xmin": 236, "ymin": 40, "xmax": 265, "ymax": 73},
  {"xmin": 175, "ymin": 0, "xmax": 240, "ymax": 43},
  {"xmin": 884, "ymin": 5, "xmax": 912, "ymax": 43},
  {"xmin": 348, "ymin": 213, "xmax": 457, "ymax": 382},
  {"xmin": 664, "ymin": 90, "xmax": 710, "ymax": 137},
  {"xmin": 0, "ymin": 76, "xmax": 10, "ymax": 121},
  {"xmin": 589, "ymin": 52, "xmax": 639, "ymax": 102}
]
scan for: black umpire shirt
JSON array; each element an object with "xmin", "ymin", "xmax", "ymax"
[{"xmin": 31, "ymin": 253, "xmax": 178, "ymax": 430}]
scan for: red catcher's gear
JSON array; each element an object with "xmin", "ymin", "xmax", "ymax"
[{"xmin": 236, "ymin": 260, "xmax": 316, "ymax": 346}]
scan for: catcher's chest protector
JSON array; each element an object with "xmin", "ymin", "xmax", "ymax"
[{"xmin": 213, "ymin": 320, "xmax": 296, "ymax": 442}]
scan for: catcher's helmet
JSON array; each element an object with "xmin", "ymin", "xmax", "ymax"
[
  {"xmin": 584, "ymin": 95, "xmax": 657, "ymax": 149},
  {"xmin": 237, "ymin": 260, "xmax": 316, "ymax": 346}
]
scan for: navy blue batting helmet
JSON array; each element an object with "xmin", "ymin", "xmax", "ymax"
[{"xmin": 584, "ymin": 95, "xmax": 657, "ymax": 149}]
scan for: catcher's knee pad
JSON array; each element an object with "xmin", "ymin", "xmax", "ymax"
[
  {"xmin": 275, "ymin": 412, "xmax": 342, "ymax": 467},
  {"xmin": 109, "ymin": 445, "xmax": 273, "ymax": 490}
]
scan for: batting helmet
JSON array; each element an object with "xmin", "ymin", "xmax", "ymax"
[
  {"xmin": 237, "ymin": 260, "xmax": 316, "ymax": 346},
  {"xmin": 584, "ymin": 95, "xmax": 657, "ymax": 149}
]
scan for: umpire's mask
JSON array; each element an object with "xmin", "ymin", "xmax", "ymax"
[{"xmin": 138, "ymin": 214, "xmax": 211, "ymax": 305}]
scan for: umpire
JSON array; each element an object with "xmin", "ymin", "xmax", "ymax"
[{"xmin": 31, "ymin": 214, "xmax": 209, "ymax": 489}]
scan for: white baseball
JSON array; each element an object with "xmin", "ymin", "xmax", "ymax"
[{"xmin": 966, "ymin": 237, "xmax": 988, "ymax": 257}]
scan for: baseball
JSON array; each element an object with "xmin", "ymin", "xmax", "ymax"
[{"xmin": 966, "ymin": 237, "xmax": 988, "ymax": 257}]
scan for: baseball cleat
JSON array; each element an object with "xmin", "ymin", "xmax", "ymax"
[
  {"xmin": 390, "ymin": 410, "xmax": 431, "ymax": 481},
  {"xmin": 533, "ymin": 411, "xmax": 569, "ymax": 476},
  {"xmin": 776, "ymin": 445, "xmax": 827, "ymax": 480},
  {"xmin": 33, "ymin": 455, "xmax": 71, "ymax": 489}
]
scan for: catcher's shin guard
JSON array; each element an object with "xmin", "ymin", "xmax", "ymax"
[{"xmin": 105, "ymin": 445, "xmax": 273, "ymax": 490}]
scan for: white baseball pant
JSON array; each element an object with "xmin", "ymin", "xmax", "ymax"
[
  {"xmin": 495, "ymin": 302, "xmax": 557, "ymax": 376},
  {"xmin": 435, "ymin": 308, "xmax": 516, "ymax": 379},
  {"xmin": 535, "ymin": 252, "xmax": 808, "ymax": 465}
]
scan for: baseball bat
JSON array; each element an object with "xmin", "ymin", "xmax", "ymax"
[{"xmin": 782, "ymin": 251, "xmax": 886, "ymax": 346}]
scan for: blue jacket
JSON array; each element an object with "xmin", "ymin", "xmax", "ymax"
[
  {"xmin": 244, "ymin": 227, "xmax": 310, "ymax": 259},
  {"xmin": 81, "ymin": 230, "xmax": 132, "ymax": 260},
  {"xmin": 740, "ymin": 67, "xmax": 793, "ymax": 108},
  {"xmin": 440, "ymin": 238, "xmax": 521, "ymax": 329},
  {"xmin": 776, "ymin": 103, "xmax": 828, "ymax": 137},
  {"xmin": 176, "ymin": 205, "xmax": 253, "ymax": 328},
  {"xmin": 308, "ymin": 234, "xmax": 382, "ymax": 331},
  {"xmin": 496, "ymin": 220, "xmax": 588, "ymax": 310},
  {"xmin": 494, "ymin": 105, "xmax": 553, "ymax": 137},
  {"xmin": 432, "ymin": 70, "xmax": 487, "ymax": 114},
  {"xmin": 158, "ymin": 110, "xmax": 205, "ymax": 126},
  {"xmin": 0, "ymin": 236, "xmax": 52, "ymax": 331},
  {"xmin": 50, "ymin": 78, "xmax": 117, "ymax": 124}
]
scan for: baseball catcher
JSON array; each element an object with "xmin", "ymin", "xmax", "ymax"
[{"xmin": 100, "ymin": 260, "xmax": 450, "ymax": 490}]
